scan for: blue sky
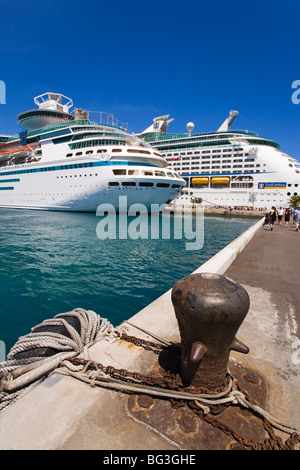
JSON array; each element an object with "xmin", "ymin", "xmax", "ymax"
[{"xmin": 0, "ymin": 0, "xmax": 299, "ymax": 160}]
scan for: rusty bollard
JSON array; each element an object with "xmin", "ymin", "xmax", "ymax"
[{"xmin": 171, "ymin": 273, "xmax": 250, "ymax": 391}]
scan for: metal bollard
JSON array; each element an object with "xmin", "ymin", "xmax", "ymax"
[{"xmin": 171, "ymin": 272, "xmax": 250, "ymax": 391}]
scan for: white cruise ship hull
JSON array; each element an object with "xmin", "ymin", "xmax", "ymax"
[
  {"xmin": 0, "ymin": 92, "xmax": 186, "ymax": 212},
  {"xmin": 0, "ymin": 158, "xmax": 182, "ymax": 212}
]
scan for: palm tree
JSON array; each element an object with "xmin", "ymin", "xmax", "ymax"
[{"xmin": 289, "ymin": 195, "xmax": 300, "ymax": 209}]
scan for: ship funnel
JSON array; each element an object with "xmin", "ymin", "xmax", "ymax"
[
  {"xmin": 139, "ymin": 115, "xmax": 174, "ymax": 136},
  {"xmin": 217, "ymin": 110, "xmax": 239, "ymax": 132}
]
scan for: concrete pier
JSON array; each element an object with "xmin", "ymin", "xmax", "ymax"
[{"xmin": 0, "ymin": 217, "xmax": 299, "ymax": 450}]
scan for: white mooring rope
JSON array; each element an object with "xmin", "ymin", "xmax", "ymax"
[
  {"xmin": 0, "ymin": 308, "xmax": 119, "ymax": 411},
  {"xmin": 0, "ymin": 309, "xmax": 299, "ymax": 440}
]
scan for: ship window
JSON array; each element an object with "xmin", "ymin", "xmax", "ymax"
[
  {"xmin": 172, "ymin": 184, "xmax": 181, "ymax": 189},
  {"xmin": 86, "ymin": 150, "xmax": 93, "ymax": 155},
  {"xmin": 112, "ymin": 148, "xmax": 122, "ymax": 152},
  {"xmin": 113, "ymin": 169, "xmax": 126, "ymax": 175},
  {"xmin": 127, "ymin": 149, "xmax": 151, "ymax": 155},
  {"xmin": 157, "ymin": 183, "xmax": 170, "ymax": 188},
  {"xmin": 66, "ymin": 153, "xmax": 73, "ymax": 157},
  {"xmin": 128, "ymin": 170, "xmax": 140, "ymax": 175},
  {"xmin": 76, "ymin": 152, "xmax": 83, "ymax": 156},
  {"xmin": 139, "ymin": 182, "xmax": 154, "ymax": 187},
  {"xmin": 122, "ymin": 182, "xmax": 136, "ymax": 186},
  {"xmin": 142, "ymin": 170, "xmax": 153, "ymax": 176},
  {"xmin": 231, "ymin": 182, "xmax": 254, "ymax": 188},
  {"xmin": 97, "ymin": 149, "xmax": 107, "ymax": 153},
  {"xmin": 155, "ymin": 171, "xmax": 166, "ymax": 177},
  {"xmin": 108, "ymin": 182, "xmax": 119, "ymax": 186}
]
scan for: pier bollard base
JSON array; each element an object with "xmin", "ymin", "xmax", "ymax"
[{"xmin": 127, "ymin": 360, "xmax": 270, "ymax": 450}]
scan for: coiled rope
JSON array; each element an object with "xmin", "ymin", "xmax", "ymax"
[
  {"xmin": 0, "ymin": 310, "xmax": 299, "ymax": 444},
  {"xmin": 0, "ymin": 308, "xmax": 119, "ymax": 411}
]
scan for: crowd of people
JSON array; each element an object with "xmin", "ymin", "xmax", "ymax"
[
  {"xmin": 263, "ymin": 206, "xmax": 300, "ymax": 231},
  {"xmin": 202, "ymin": 205, "xmax": 267, "ymax": 211}
]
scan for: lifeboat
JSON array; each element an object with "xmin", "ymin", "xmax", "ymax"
[
  {"xmin": 0, "ymin": 151, "xmax": 11, "ymax": 162},
  {"xmin": 192, "ymin": 177, "xmax": 209, "ymax": 185},
  {"xmin": 11, "ymin": 147, "xmax": 32, "ymax": 159},
  {"xmin": 211, "ymin": 177, "xmax": 230, "ymax": 185}
]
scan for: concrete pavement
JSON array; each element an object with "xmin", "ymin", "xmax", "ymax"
[{"xmin": 0, "ymin": 217, "xmax": 299, "ymax": 449}]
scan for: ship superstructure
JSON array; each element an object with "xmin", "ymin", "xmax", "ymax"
[
  {"xmin": 0, "ymin": 93, "xmax": 185, "ymax": 211},
  {"xmin": 140, "ymin": 112, "xmax": 300, "ymax": 209}
]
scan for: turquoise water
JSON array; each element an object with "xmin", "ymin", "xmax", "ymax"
[{"xmin": 0, "ymin": 209, "xmax": 256, "ymax": 353}]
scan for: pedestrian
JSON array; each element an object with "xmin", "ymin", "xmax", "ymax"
[
  {"xmin": 284, "ymin": 208, "xmax": 291, "ymax": 228},
  {"xmin": 277, "ymin": 207, "xmax": 283, "ymax": 225},
  {"xmin": 263, "ymin": 212, "xmax": 270, "ymax": 227},
  {"xmin": 295, "ymin": 207, "xmax": 300, "ymax": 232},
  {"xmin": 269, "ymin": 206, "xmax": 276, "ymax": 230}
]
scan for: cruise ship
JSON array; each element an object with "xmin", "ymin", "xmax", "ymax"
[
  {"xmin": 0, "ymin": 93, "xmax": 185, "ymax": 212},
  {"xmin": 140, "ymin": 112, "xmax": 300, "ymax": 209}
]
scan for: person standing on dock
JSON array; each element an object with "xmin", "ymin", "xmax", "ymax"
[
  {"xmin": 295, "ymin": 207, "xmax": 300, "ymax": 231},
  {"xmin": 284, "ymin": 208, "xmax": 291, "ymax": 228},
  {"xmin": 269, "ymin": 206, "xmax": 277, "ymax": 230},
  {"xmin": 277, "ymin": 207, "xmax": 283, "ymax": 225}
]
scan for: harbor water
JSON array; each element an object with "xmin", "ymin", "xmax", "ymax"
[{"xmin": 0, "ymin": 209, "xmax": 256, "ymax": 353}]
